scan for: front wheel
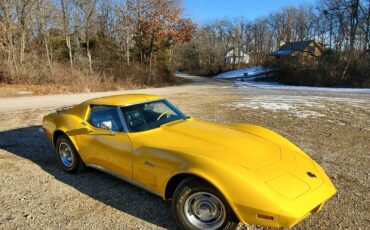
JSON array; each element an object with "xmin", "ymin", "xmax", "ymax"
[
  {"xmin": 172, "ymin": 177, "xmax": 238, "ymax": 230},
  {"xmin": 55, "ymin": 135, "xmax": 84, "ymax": 173}
]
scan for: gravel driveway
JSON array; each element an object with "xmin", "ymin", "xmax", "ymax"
[{"xmin": 0, "ymin": 75, "xmax": 369, "ymax": 229}]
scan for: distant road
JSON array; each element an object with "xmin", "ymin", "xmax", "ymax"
[
  {"xmin": 0, "ymin": 74, "xmax": 226, "ymax": 112},
  {"xmin": 1, "ymin": 72, "xmax": 369, "ymax": 113}
]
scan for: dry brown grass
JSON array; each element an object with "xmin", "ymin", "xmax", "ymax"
[
  {"xmin": 277, "ymin": 55, "xmax": 370, "ymax": 88},
  {"xmin": 0, "ymin": 56, "xmax": 188, "ymax": 96}
]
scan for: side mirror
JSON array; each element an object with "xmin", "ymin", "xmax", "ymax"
[
  {"xmin": 100, "ymin": 121, "xmax": 116, "ymax": 136},
  {"xmin": 101, "ymin": 121, "xmax": 113, "ymax": 130}
]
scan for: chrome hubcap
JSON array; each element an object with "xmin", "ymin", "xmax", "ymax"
[
  {"xmin": 58, "ymin": 142, "xmax": 74, "ymax": 168},
  {"xmin": 184, "ymin": 192, "xmax": 226, "ymax": 230}
]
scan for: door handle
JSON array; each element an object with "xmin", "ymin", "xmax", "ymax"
[{"xmin": 81, "ymin": 121, "xmax": 87, "ymax": 127}]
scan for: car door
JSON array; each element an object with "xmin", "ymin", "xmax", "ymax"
[
  {"xmin": 120, "ymin": 101, "xmax": 178, "ymax": 192},
  {"xmin": 76, "ymin": 105, "xmax": 133, "ymax": 179}
]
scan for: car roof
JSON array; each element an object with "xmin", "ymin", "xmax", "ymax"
[{"xmin": 82, "ymin": 94, "xmax": 164, "ymax": 106}]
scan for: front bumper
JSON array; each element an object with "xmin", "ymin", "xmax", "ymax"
[{"xmin": 235, "ymin": 180, "xmax": 336, "ymax": 228}]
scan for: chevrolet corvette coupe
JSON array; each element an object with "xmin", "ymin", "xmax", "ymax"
[{"xmin": 43, "ymin": 94, "xmax": 336, "ymax": 230}]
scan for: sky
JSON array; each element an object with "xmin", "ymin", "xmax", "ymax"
[{"xmin": 183, "ymin": 0, "xmax": 312, "ymax": 24}]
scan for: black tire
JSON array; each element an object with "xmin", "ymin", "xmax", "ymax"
[
  {"xmin": 172, "ymin": 177, "xmax": 239, "ymax": 230},
  {"xmin": 55, "ymin": 134, "xmax": 84, "ymax": 173}
]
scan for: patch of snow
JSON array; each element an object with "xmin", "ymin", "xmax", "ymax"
[
  {"xmin": 293, "ymin": 110, "xmax": 326, "ymax": 118},
  {"xmin": 17, "ymin": 91, "xmax": 32, "ymax": 95},
  {"xmin": 226, "ymin": 96, "xmax": 325, "ymax": 118},
  {"xmin": 271, "ymin": 50, "xmax": 292, "ymax": 56},
  {"xmin": 214, "ymin": 66, "xmax": 272, "ymax": 79},
  {"xmin": 226, "ymin": 95, "xmax": 370, "ymax": 119},
  {"xmin": 234, "ymin": 80, "xmax": 370, "ymax": 93},
  {"xmin": 234, "ymin": 102, "xmax": 291, "ymax": 111}
]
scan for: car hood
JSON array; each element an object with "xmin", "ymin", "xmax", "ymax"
[
  {"xmin": 130, "ymin": 119, "xmax": 327, "ymax": 199},
  {"xmin": 131, "ymin": 119, "xmax": 282, "ymax": 170}
]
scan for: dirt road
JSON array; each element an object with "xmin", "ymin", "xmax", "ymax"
[
  {"xmin": 0, "ymin": 74, "xmax": 222, "ymax": 112},
  {"xmin": 0, "ymin": 75, "xmax": 369, "ymax": 229}
]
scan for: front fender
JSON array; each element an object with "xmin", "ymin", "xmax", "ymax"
[{"xmin": 163, "ymin": 154, "xmax": 288, "ymax": 227}]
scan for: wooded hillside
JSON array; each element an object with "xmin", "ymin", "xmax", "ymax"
[
  {"xmin": 174, "ymin": 0, "xmax": 370, "ymax": 87},
  {"xmin": 1, "ymin": 0, "xmax": 369, "ymax": 92},
  {"xmin": 0, "ymin": 0, "xmax": 194, "ymax": 93}
]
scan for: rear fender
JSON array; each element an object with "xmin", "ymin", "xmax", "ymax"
[{"xmin": 51, "ymin": 114, "xmax": 83, "ymax": 153}]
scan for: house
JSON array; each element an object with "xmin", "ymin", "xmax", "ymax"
[
  {"xmin": 270, "ymin": 40, "xmax": 324, "ymax": 65},
  {"xmin": 225, "ymin": 48, "xmax": 250, "ymax": 65}
]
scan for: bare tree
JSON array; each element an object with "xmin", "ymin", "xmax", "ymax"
[
  {"xmin": 0, "ymin": 0, "xmax": 19, "ymax": 73},
  {"xmin": 72, "ymin": 0, "xmax": 97, "ymax": 74},
  {"xmin": 38, "ymin": 2, "xmax": 54, "ymax": 74},
  {"xmin": 342, "ymin": 0, "xmax": 361, "ymax": 79},
  {"xmin": 61, "ymin": 0, "xmax": 74, "ymax": 70},
  {"xmin": 116, "ymin": 1, "xmax": 135, "ymax": 66}
]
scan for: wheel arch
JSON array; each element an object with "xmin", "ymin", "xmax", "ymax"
[
  {"xmin": 53, "ymin": 130, "xmax": 66, "ymax": 147},
  {"xmin": 164, "ymin": 171, "xmax": 233, "ymax": 201},
  {"xmin": 164, "ymin": 171, "xmax": 240, "ymax": 222},
  {"xmin": 164, "ymin": 172, "xmax": 194, "ymax": 200},
  {"xmin": 52, "ymin": 129, "xmax": 80, "ymax": 152}
]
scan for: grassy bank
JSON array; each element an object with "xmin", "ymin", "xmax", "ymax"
[{"xmin": 276, "ymin": 56, "xmax": 370, "ymax": 88}]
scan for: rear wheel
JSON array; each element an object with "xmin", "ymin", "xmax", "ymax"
[
  {"xmin": 172, "ymin": 177, "xmax": 238, "ymax": 230},
  {"xmin": 55, "ymin": 135, "xmax": 84, "ymax": 173}
]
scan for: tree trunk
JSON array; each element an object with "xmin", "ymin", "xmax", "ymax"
[
  {"xmin": 149, "ymin": 51, "xmax": 153, "ymax": 83},
  {"xmin": 19, "ymin": 29, "xmax": 26, "ymax": 63},
  {"xmin": 61, "ymin": 0, "xmax": 73, "ymax": 71},
  {"xmin": 168, "ymin": 46, "xmax": 173, "ymax": 71},
  {"xmin": 66, "ymin": 36, "xmax": 73, "ymax": 70},
  {"xmin": 148, "ymin": 31, "xmax": 155, "ymax": 83},
  {"xmin": 41, "ymin": 7, "xmax": 53, "ymax": 74},
  {"xmin": 126, "ymin": 36, "xmax": 130, "ymax": 66},
  {"xmin": 341, "ymin": 0, "xmax": 360, "ymax": 80},
  {"xmin": 87, "ymin": 45, "xmax": 93, "ymax": 74},
  {"xmin": 86, "ymin": 23, "xmax": 92, "ymax": 74},
  {"xmin": 365, "ymin": 2, "xmax": 370, "ymax": 50},
  {"xmin": 44, "ymin": 34, "xmax": 53, "ymax": 74}
]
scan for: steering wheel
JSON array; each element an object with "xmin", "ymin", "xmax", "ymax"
[{"xmin": 157, "ymin": 111, "xmax": 171, "ymax": 121}]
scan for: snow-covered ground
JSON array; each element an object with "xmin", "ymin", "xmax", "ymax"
[
  {"xmin": 217, "ymin": 67, "xmax": 370, "ymax": 118},
  {"xmin": 226, "ymin": 95, "xmax": 370, "ymax": 119},
  {"xmin": 215, "ymin": 66, "xmax": 370, "ymax": 93},
  {"xmin": 215, "ymin": 67, "xmax": 370, "ymax": 118},
  {"xmin": 234, "ymin": 80, "xmax": 370, "ymax": 93},
  {"xmin": 214, "ymin": 66, "xmax": 272, "ymax": 79}
]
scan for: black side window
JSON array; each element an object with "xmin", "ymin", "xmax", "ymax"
[
  {"xmin": 121, "ymin": 104, "xmax": 147, "ymax": 132},
  {"xmin": 88, "ymin": 105, "xmax": 122, "ymax": 132}
]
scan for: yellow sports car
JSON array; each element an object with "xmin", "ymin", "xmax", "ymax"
[{"xmin": 43, "ymin": 94, "xmax": 336, "ymax": 230}]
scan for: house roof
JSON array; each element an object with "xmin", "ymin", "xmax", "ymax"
[{"xmin": 271, "ymin": 40, "xmax": 322, "ymax": 56}]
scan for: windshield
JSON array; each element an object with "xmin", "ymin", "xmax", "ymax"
[{"xmin": 120, "ymin": 100, "xmax": 188, "ymax": 132}]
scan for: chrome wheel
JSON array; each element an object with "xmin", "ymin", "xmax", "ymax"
[
  {"xmin": 184, "ymin": 192, "xmax": 226, "ymax": 230},
  {"xmin": 58, "ymin": 142, "xmax": 74, "ymax": 168}
]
